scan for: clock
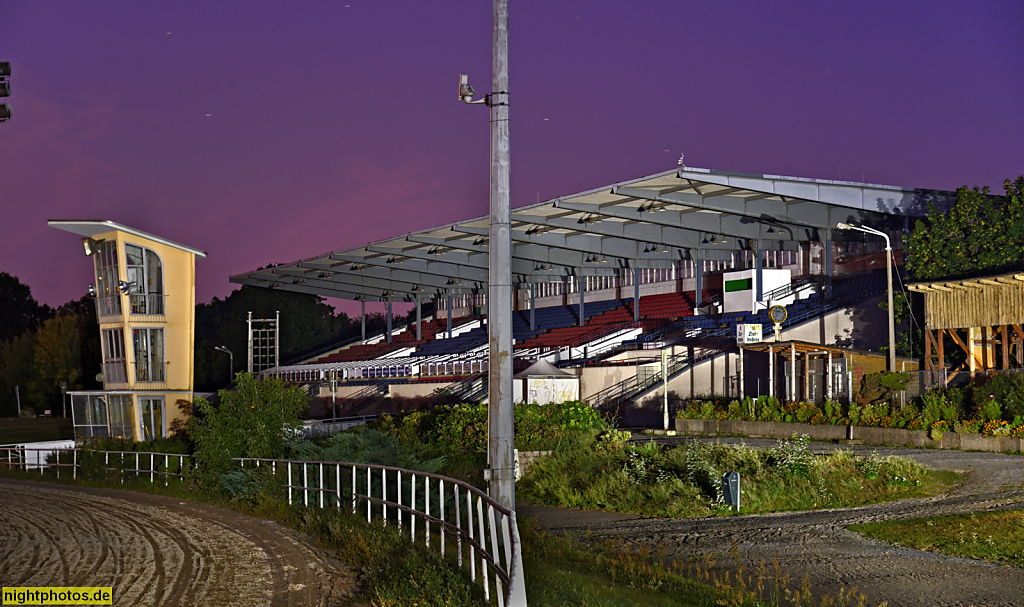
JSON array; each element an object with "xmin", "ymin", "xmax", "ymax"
[{"xmin": 769, "ymin": 305, "xmax": 787, "ymax": 324}]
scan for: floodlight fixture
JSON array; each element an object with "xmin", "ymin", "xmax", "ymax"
[
  {"xmin": 117, "ymin": 281, "xmax": 132, "ymax": 294},
  {"xmin": 81, "ymin": 236, "xmax": 100, "ymax": 256},
  {"xmin": 88, "ymin": 284, "xmax": 96, "ymax": 297}
]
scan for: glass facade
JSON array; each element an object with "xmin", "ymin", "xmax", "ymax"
[
  {"xmin": 126, "ymin": 243, "xmax": 164, "ymax": 315},
  {"xmin": 132, "ymin": 328, "xmax": 165, "ymax": 382},
  {"xmin": 70, "ymin": 393, "xmax": 134, "ymax": 439}
]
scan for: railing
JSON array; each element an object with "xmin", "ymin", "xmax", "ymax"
[
  {"xmin": 237, "ymin": 457, "xmax": 527, "ymax": 607},
  {"xmin": 0, "ymin": 446, "xmax": 528, "ymax": 606},
  {"xmin": 589, "ymin": 344, "xmax": 729, "ymax": 410},
  {"xmin": 0, "ymin": 447, "xmax": 190, "ymax": 485},
  {"xmin": 128, "ymin": 293, "xmax": 165, "ymax": 316},
  {"xmin": 94, "ymin": 294, "xmax": 122, "ymax": 320}
]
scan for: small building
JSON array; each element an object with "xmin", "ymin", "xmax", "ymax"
[
  {"xmin": 49, "ymin": 220, "xmax": 206, "ymax": 441},
  {"xmin": 908, "ymin": 271, "xmax": 1024, "ymax": 386}
]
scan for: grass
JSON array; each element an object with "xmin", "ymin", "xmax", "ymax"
[
  {"xmin": 850, "ymin": 509, "xmax": 1024, "ymax": 568},
  {"xmin": 1, "ymin": 459, "xmax": 895, "ymax": 607},
  {"xmin": 0, "ymin": 416, "xmax": 74, "ymax": 444},
  {"xmin": 518, "ymin": 432, "xmax": 960, "ymax": 518}
]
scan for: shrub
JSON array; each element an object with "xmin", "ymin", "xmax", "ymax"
[
  {"xmin": 768, "ymin": 434, "xmax": 812, "ymax": 478},
  {"xmin": 189, "ymin": 373, "xmax": 308, "ymax": 488}
]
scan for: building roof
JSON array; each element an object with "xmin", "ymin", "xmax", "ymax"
[
  {"xmin": 908, "ymin": 271, "xmax": 1024, "ymax": 329},
  {"xmin": 48, "ymin": 220, "xmax": 208, "ymax": 258},
  {"xmin": 230, "ymin": 166, "xmax": 952, "ymax": 302}
]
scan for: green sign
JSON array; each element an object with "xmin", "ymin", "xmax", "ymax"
[{"xmin": 724, "ymin": 278, "xmax": 753, "ymax": 293}]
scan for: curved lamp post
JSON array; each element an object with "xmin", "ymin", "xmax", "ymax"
[
  {"xmin": 836, "ymin": 223, "xmax": 896, "ymax": 371},
  {"xmin": 214, "ymin": 345, "xmax": 234, "ymax": 384}
]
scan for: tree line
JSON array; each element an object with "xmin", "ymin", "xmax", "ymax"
[{"xmin": 0, "ymin": 274, "xmax": 405, "ymax": 417}]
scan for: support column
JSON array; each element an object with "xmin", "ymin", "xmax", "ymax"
[
  {"xmin": 415, "ymin": 293, "xmax": 422, "ymax": 341},
  {"xmin": 579, "ymin": 273, "xmax": 586, "ymax": 326},
  {"xmin": 1002, "ymin": 325, "xmax": 1010, "ymax": 370},
  {"xmin": 755, "ymin": 246, "xmax": 764, "ymax": 305},
  {"xmin": 633, "ymin": 263, "xmax": 640, "ymax": 322},
  {"xmin": 826, "ymin": 350, "xmax": 833, "ymax": 401},
  {"xmin": 486, "ymin": 0, "xmax": 515, "ymax": 511},
  {"xmin": 803, "ymin": 352, "xmax": 811, "ymax": 403},
  {"xmin": 694, "ymin": 256, "xmax": 704, "ymax": 310},
  {"xmin": 447, "ymin": 294, "xmax": 453, "ymax": 338},
  {"xmin": 530, "ymin": 282, "xmax": 536, "ymax": 331},
  {"xmin": 790, "ymin": 343, "xmax": 797, "ymax": 402},
  {"xmin": 968, "ymin": 327, "xmax": 977, "ymax": 378},
  {"xmin": 768, "ymin": 346, "xmax": 775, "ymax": 400},
  {"xmin": 386, "ymin": 299, "xmax": 393, "ymax": 344},
  {"xmin": 824, "ymin": 234, "xmax": 834, "ymax": 299},
  {"xmin": 360, "ymin": 300, "xmax": 366, "ymax": 343},
  {"xmin": 738, "ymin": 346, "xmax": 745, "ymax": 400}
]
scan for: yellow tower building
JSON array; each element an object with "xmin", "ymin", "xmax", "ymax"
[{"xmin": 49, "ymin": 220, "xmax": 206, "ymax": 442}]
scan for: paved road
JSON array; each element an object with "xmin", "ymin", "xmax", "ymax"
[
  {"xmin": 518, "ymin": 437, "xmax": 1024, "ymax": 607},
  {"xmin": 0, "ymin": 479, "xmax": 355, "ymax": 607}
]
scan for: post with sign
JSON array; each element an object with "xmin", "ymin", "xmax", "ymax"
[{"xmin": 722, "ymin": 471, "xmax": 741, "ymax": 511}]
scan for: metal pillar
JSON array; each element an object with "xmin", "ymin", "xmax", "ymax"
[
  {"xmin": 694, "ymin": 256, "xmax": 703, "ymax": 310},
  {"xmin": 530, "ymin": 282, "xmax": 536, "ymax": 331},
  {"xmin": 633, "ymin": 263, "xmax": 640, "ymax": 322},
  {"xmin": 885, "ymin": 245, "xmax": 896, "ymax": 371},
  {"xmin": 415, "ymin": 293, "xmax": 422, "ymax": 341},
  {"xmin": 446, "ymin": 294, "xmax": 453, "ymax": 338},
  {"xmin": 386, "ymin": 299, "xmax": 392, "ymax": 344},
  {"xmin": 579, "ymin": 274, "xmax": 586, "ymax": 326},
  {"xmin": 360, "ymin": 300, "xmax": 366, "ymax": 343},
  {"xmin": 826, "ymin": 350, "xmax": 833, "ymax": 401},
  {"xmin": 738, "ymin": 347, "xmax": 745, "ymax": 400},
  {"xmin": 486, "ymin": 0, "xmax": 515, "ymax": 511},
  {"xmin": 755, "ymin": 247, "xmax": 763, "ymax": 305},
  {"xmin": 768, "ymin": 346, "xmax": 774, "ymax": 399},
  {"xmin": 824, "ymin": 235, "xmax": 833, "ymax": 299},
  {"xmin": 790, "ymin": 343, "xmax": 797, "ymax": 402}
]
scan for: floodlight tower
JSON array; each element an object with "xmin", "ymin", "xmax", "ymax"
[{"xmin": 460, "ymin": 0, "xmax": 514, "ymax": 511}]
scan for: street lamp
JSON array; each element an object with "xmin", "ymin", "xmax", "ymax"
[
  {"xmin": 214, "ymin": 346, "xmax": 234, "ymax": 384},
  {"xmin": 836, "ymin": 222, "xmax": 896, "ymax": 371}
]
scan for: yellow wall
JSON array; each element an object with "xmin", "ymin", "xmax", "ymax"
[{"xmin": 91, "ymin": 229, "xmax": 198, "ymax": 440}]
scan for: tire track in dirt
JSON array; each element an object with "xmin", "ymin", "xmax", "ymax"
[
  {"xmin": 0, "ymin": 479, "xmax": 356, "ymax": 607},
  {"xmin": 519, "ymin": 437, "xmax": 1024, "ymax": 607}
]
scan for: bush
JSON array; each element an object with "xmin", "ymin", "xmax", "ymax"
[
  {"xmin": 189, "ymin": 373, "xmax": 308, "ymax": 488},
  {"xmin": 376, "ymin": 401, "xmax": 607, "ymax": 454}
]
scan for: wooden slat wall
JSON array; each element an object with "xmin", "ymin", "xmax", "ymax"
[{"xmin": 923, "ymin": 281, "xmax": 1024, "ymax": 329}]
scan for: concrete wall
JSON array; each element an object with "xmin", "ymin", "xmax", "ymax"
[{"xmin": 675, "ymin": 418, "xmax": 1024, "ymax": 454}]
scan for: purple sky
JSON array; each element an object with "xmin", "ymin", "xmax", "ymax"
[{"xmin": 2, "ymin": 1, "xmax": 1022, "ymax": 317}]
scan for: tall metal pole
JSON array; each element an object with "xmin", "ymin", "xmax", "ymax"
[
  {"xmin": 885, "ymin": 244, "xmax": 896, "ymax": 371},
  {"xmin": 487, "ymin": 0, "xmax": 514, "ymax": 511}
]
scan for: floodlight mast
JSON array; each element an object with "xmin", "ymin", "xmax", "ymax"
[{"xmin": 836, "ymin": 222, "xmax": 896, "ymax": 371}]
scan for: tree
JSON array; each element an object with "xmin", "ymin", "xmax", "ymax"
[
  {"xmin": 193, "ymin": 286, "xmax": 356, "ymax": 391},
  {"xmin": 188, "ymin": 373, "xmax": 307, "ymax": 487},
  {"xmin": 0, "ymin": 272, "xmax": 51, "ymax": 343},
  {"xmin": 30, "ymin": 314, "xmax": 82, "ymax": 414},
  {"xmin": 0, "ymin": 331, "xmax": 37, "ymax": 416},
  {"xmin": 907, "ymin": 176, "xmax": 1024, "ymax": 281}
]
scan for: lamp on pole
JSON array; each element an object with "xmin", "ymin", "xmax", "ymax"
[
  {"xmin": 214, "ymin": 346, "xmax": 234, "ymax": 384},
  {"xmin": 836, "ymin": 223, "xmax": 896, "ymax": 371}
]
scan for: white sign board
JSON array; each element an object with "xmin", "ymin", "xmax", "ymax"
[{"xmin": 736, "ymin": 323, "xmax": 763, "ymax": 345}]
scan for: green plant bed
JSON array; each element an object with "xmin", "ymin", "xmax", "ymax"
[
  {"xmin": 518, "ymin": 432, "xmax": 960, "ymax": 518},
  {"xmin": 849, "ymin": 510, "xmax": 1024, "ymax": 568}
]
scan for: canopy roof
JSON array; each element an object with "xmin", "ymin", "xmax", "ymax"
[
  {"xmin": 49, "ymin": 220, "xmax": 208, "ymax": 257},
  {"xmin": 513, "ymin": 359, "xmax": 575, "ymax": 378},
  {"xmin": 230, "ymin": 167, "xmax": 951, "ymax": 302},
  {"xmin": 909, "ymin": 271, "xmax": 1024, "ymax": 329}
]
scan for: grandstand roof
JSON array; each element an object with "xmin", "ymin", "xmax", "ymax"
[{"xmin": 230, "ymin": 167, "xmax": 953, "ymax": 302}]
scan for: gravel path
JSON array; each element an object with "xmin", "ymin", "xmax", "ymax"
[
  {"xmin": 517, "ymin": 438, "xmax": 1024, "ymax": 607},
  {"xmin": 0, "ymin": 479, "xmax": 356, "ymax": 607}
]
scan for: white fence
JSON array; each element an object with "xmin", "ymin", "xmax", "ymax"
[
  {"xmin": 0, "ymin": 446, "xmax": 527, "ymax": 607},
  {"xmin": 237, "ymin": 457, "xmax": 527, "ymax": 607}
]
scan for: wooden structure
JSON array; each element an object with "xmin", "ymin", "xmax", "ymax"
[
  {"xmin": 909, "ymin": 271, "xmax": 1024, "ymax": 379},
  {"xmin": 740, "ymin": 340, "xmax": 918, "ymax": 404}
]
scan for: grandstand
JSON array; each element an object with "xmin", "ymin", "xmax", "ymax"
[{"xmin": 232, "ymin": 166, "xmax": 953, "ymax": 419}]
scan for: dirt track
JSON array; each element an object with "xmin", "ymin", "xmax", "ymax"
[
  {"xmin": 518, "ymin": 438, "xmax": 1024, "ymax": 607},
  {"xmin": 0, "ymin": 479, "xmax": 355, "ymax": 606}
]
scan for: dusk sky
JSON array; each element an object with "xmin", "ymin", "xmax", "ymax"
[{"xmin": 2, "ymin": 1, "xmax": 1022, "ymax": 317}]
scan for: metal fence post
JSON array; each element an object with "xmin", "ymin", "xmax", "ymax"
[{"xmin": 287, "ymin": 462, "xmax": 293, "ymax": 505}]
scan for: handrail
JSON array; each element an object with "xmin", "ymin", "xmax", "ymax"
[
  {"xmin": 0, "ymin": 446, "xmax": 528, "ymax": 606},
  {"xmin": 236, "ymin": 456, "xmax": 527, "ymax": 607}
]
